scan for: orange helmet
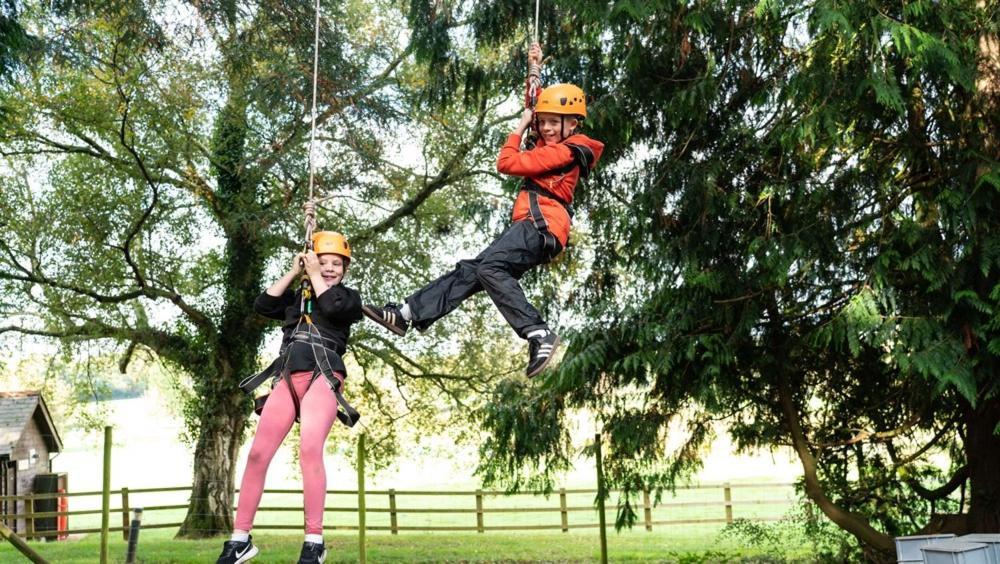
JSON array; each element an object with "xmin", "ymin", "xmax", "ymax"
[
  {"xmin": 312, "ymin": 231, "xmax": 351, "ymax": 260},
  {"xmin": 535, "ymin": 83, "xmax": 587, "ymax": 118}
]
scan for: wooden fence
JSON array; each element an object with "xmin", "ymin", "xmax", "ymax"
[
  {"xmin": 0, "ymin": 481, "xmax": 797, "ymax": 539},
  {"xmin": 1, "ymin": 428, "xmax": 802, "ymax": 564}
]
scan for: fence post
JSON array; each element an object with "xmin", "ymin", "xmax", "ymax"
[
  {"xmin": 25, "ymin": 494, "xmax": 35, "ymax": 540},
  {"xmin": 559, "ymin": 488, "xmax": 568, "ymax": 532},
  {"xmin": 121, "ymin": 487, "xmax": 130, "ymax": 541},
  {"xmin": 388, "ymin": 489, "xmax": 398, "ymax": 535},
  {"xmin": 101, "ymin": 425, "xmax": 112, "ymax": 564},
  {"xmin": 0, "ymin": 521, "xmax": 48, "ymax": 564},
  {"xmin": 357, "ymin": 433, "xmax": 366, "ymax": 564},
  {"xmin": 724, "ymin": 482, "xmax": 733, "ymax": 524},
  {"xmin": 475, "ymin": 489, "xmax": 485, "ymax": 533},
  {"xmin": 643, "ymin": 488, "xmax": 652, "ymax": 531},
  {"xmin": 595, "ymin": 433, "xmax": 608, "ymax": 564}
]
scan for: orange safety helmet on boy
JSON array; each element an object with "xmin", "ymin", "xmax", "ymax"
[
  {"xmin": 535, "ymin": 83, "xmax": 587, "ymax": 118},
  {"xmin": 312, "ymin": 231, "xmax": 351, "ymax": 260}
]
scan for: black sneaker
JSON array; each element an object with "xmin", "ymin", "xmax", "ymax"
[
  {"xmin": 526, "ymin": 331, "xmax": 560, "ymax": 378},
  {"xmin": 216, "ymin": 535, "xmax": 258, "ymax": 564},
  {"xmin": 362, "ymin": 303, "xmax": 409, "ymax": 336},
  {"xmin": 297, "ymin": 541, "xmax": 328, "ymax": 564}
]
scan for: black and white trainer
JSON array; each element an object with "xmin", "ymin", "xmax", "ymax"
[
  {"xmin": 362, "ymin": 303, "xmax": 409, "ymax": 336},
  {"xmin": 297, "ymin": 541, "xmax": 328, "ymax": 564},
  {"xmin": 526, "ymin": 331, "xmax": 560, "ymax": 378},
  {"xmin": 215, "ymin": 535, "xmax": 258, "ymax": 564}
]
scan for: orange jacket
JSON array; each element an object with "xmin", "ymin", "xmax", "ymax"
[{"xmin": 496, "ymin": 133, "xmax": 605, "ymax": 247}]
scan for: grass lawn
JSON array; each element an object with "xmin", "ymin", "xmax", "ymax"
[
  {"xmin": 1, "ymin": 525, "xmax": 816, "ymax": 563},
  {"xmin": 2, "ymin": 484, "xmax": 812, "ymax": 561}
]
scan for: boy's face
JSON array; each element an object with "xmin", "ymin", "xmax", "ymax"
[
  {"xmin": 536, "ymin": 112, "xmax": 578, "ymax": 144},
  {"xmin": 318, "ymin": 254, "xmax": 347, "ymax": 286}
]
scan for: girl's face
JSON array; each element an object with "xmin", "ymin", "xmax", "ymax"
[
  {"xmin": 536, "ymin": 112, "xmax": 579, "ymax": 144},
  {"xmin": 318, "ymin": 254, "xmax": 346, "ymax": 286}
]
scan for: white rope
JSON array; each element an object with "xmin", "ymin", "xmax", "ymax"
[
  {"xmin": 533, "ymin": 0, "xmax": 540, "ymax": 43},
  {"xmin": 305, "ymin": 0, "xmax": 323, "ymax": 248},
  {"xmin": 527, "ymin": 0, "xmax": 542, "ymax": 108}
]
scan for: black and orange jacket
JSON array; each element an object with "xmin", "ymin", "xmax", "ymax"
[{"xmin": 496, "ymin": 132, "xmax": 604, "ymax": 247}]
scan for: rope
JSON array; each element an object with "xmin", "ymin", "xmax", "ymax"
[
  {"xmin": 527, "ymin": 0, "xmax": 542, "ymax": 108},
  {"xmin": 533, "ymin": 0, "xmax": 540, "ymax": 44},
  {"xmin": 303, "ymin": 0, "xmax": 333, "ymax": 251},
  {"xmin": 307, "ymin": 0, "xmax": 321, "ymax": 206}
]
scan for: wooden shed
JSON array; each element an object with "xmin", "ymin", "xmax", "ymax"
[{"xmin": 0, "ymin": 390, "xmax": 63, "ymax": 534}]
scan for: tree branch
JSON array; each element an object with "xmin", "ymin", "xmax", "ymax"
[
  {"xmin": 777, "ymin": 371, "xmax": 895, "ymax": 553},
  {"xmin": 907, "ymin": 466, "xmax": 969, "ymax": 502},
  {"xmin": 353, "ymin": 99, "xmax": 493, "ymax": 245},
  {"xmin": 0, "ymin": 320, "xmax": 203, "ymax": 368}
]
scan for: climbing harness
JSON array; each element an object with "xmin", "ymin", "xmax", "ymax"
[
  {"xmin": 519, "ymin": 143, "xmax": 595, "ymax": 258},
  {"xmin": 238, "ymin": 0, "xmax": 360, "ymax": 428},
  {"xmin": 238, "ymin": 314, "xmax": 361, "ymax": 427}
]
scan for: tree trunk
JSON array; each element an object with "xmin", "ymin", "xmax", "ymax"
[
  {"xmin": 177, "ymin": 389, "xmax": 249, "ymax": 537},
  {"xmin": 964, "ymin": 0, "xmax": 999, "ymax": 535},
  {"xmin": 176, "ymin": 73, "xmax": 271, "ymax": 537},
  {"xmin": 965, "ymin": 396, "xmax": 1000, "ymax": 532}
]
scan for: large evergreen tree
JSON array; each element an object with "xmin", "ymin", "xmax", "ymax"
[{"xmin": 466, "ymin": 0, "xmax": 999, "ymax": 558}]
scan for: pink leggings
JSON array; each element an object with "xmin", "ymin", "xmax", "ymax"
[{"xmin": 234, "ymin": 370, "xmax": 341, "ymax": 535}]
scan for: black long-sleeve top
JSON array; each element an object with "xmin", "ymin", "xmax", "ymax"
[{"xmin": 254, "ymin": 283, "xmax": 363, "ymax": 377}]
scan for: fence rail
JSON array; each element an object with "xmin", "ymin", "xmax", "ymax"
[{"xmin": 0, "ymin": 481, "xmax": 797, "ymax": 540}]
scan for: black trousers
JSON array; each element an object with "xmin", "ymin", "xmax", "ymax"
[{"xmin": 406, "ymin": 220, "xmax": 559, "ymax": 339}]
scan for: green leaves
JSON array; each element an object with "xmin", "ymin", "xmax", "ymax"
[{"xmin": 466, "ymin": 0, "xmax": 997, "ymax": 547}]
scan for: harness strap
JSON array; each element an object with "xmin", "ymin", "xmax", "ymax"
[
  {"xmin": 327, "ymin": 375, "xmax": 361, "ymax": 427},
  {"xmin": 522, "ymin": 180, "xmax": 573, "ymax": 213},
  {"xmin": 533, "ymin": 143, "xmax": 595, "ymax": 180},
  {"xmin": 525, "ymin": 190, "xmax": 563, "ymax": 259},
  {"xmin": 239, "ymin": 315, "xmax": 360, "ymax": 427}
]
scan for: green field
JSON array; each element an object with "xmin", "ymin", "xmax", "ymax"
[
  {"xmin": 2, "ymin": 484, "xmax": 813, "ymax": 561},
  {"xmin": 2, "ymin": 526, "xmax": 816, "ymax": 563}
]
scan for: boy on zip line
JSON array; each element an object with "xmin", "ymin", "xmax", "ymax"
[{"xmin": 363, "ymin": 43, "xmax": 604, "ymax": 378}]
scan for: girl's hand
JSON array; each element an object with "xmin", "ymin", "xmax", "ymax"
[
  {"xmin": 301, "ymin": 251, "xmax": 321, "ymax": 277},
  {"xmin": 290, "ymin": 253, "xmax": 305, "ymax": 276},
  {"xmin": 528, "ymin": 42, "xmax": 543, "ymax": 66}
]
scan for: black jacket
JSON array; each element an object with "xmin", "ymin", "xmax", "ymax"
[{"xmin": 254, "ymin": 283, "xmax": 363, "ymax": 376}]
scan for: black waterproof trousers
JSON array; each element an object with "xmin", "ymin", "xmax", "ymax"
[{"xmin": 405, "ymin": 220, "xmax": 559, "ymax": 339}]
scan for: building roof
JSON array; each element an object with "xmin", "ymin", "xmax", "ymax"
[{"xmin": 0, "ymin": 391, "xmax": 62, "ymax": 457}]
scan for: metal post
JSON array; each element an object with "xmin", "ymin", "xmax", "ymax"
[
  {"xmin": 357, "ymin": 433, "xmax": 366, "ymax": 564},
  {"xmin": 595, "ymin": 433, "xmax": 608, "ymax": 564},
  {"xmin": 101, "ymin": 425, "xmax": 112, "ymax": 564},
  {"xmin": 125, "ymin": 508, "xmax": 142, "ymax": 564}
]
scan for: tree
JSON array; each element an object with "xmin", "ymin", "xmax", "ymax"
[
  {"xmin": 467, "ymin": 0, "xmax": 999, "ymax": 559},
  {"xmin": 0, "ymin": 0, "xmax": 521, "ymax": 536}
]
